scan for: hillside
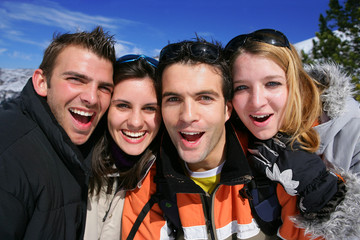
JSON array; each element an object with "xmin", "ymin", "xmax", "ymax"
[{"xmin": 0, "ymin": 68, "xmax": 34, "ymax": 102}]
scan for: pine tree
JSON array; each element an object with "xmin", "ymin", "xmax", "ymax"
[{"xmin": 302, "ymin": 0, "xmax": 360, "ymax": 101}]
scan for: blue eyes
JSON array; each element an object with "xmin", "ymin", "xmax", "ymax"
[
  {"xmin": 234, "ymin": 85, "xmax": 248, "ymax": 91},
  {"xmin": 266, "ymin": 82, "xmax": 282, "ymax": 87},
  {"xmin": 115, "ymin": 104, "xmax": 157, "ymax": 112},
  {"xmin": 234, "ymin": 82, "xmax": 282, "ymax": 92}
]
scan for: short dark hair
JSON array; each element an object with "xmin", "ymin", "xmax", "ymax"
[
  {"xmin": 156, "ymin": 38, "xmax": 232, "ymax": 102},
  {"xmin": 39, "ymin": 26, "xmax": 116, "ymax": 86}
]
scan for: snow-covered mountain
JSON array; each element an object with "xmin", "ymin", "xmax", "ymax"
[
  {"xmin": 294, "ymin": 37, "xmax": 316, "ymax": 54},
  {"xmin": 0, "ymin": 68, "xmax": 34, "ymax": 102}
]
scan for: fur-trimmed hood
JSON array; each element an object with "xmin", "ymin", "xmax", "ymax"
[
  {"xmin": 306, "ymin": 62, "xmax": 360, "ymax": 173},
  {"xmin": 305, "ymin": 62, "xmax": 356, "ymax": 119}
]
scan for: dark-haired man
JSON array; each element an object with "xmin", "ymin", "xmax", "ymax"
[{"xmin": 154, "ymin": 39, "xmax": 270, "ymax": 239}]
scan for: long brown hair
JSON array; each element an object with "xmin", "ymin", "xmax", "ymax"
[{"xmin": 89, "ymin": 57, "xmax": 161, "ymax": 196}]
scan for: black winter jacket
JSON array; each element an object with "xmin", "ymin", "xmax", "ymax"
[{"xmin": 0, "ymin": 79, "xmax": 100, "ymax": 239}]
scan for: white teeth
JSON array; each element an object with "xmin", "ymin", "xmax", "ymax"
[
  {"xmin": 70, "ymin": 109, "xmax": 94, "ymax": 117},
  {"xmin": 123, "ymin": 130, "xmax": 146, "ymax": 138},
  {"xmin": 251, "ymin": 114, "xmax": 270, "ymax": 119},
  {"xmin": 181, "ymin": 132, "xmax": 200, "ymax": 135}
]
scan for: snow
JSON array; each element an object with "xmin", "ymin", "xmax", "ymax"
[
  {"xmin": 0, "ymin": 68, "xmax": 34, "ymax": 102},
  {"xmin": 294, "ymin": 37, "xmax": 316, "ymax": 54},
  {"xmin": 0, "ymin": 69, "xmax": 33, "ymax": 91}
]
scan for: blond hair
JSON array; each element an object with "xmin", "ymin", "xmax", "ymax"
[{"xmin": 230, "ymin": 41, "xmax": 321, "ymax": 152}]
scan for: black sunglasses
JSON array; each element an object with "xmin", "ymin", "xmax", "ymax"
[
  {"xmin": 116, "ymin": 54, "xmax": 158, "ymax": 68},
  {"xmin": 159, "ymin": 42, "xmax": 221, "ymax": 63},
  {"xmin": 224, "ymin": 29, "xmax": 291, "ymax": 58}
]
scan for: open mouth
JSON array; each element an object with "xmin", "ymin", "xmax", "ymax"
[
  {"xmin": 180, "ymin": 132, "xmax": 204, "ymax": 143},
  {"xmin": 250, "ymin": 114, "xmax": 272, "ymax": 123},
  {"xmin": 122, "ymin": 130, "xmax": 146, "ymax": 139},
  {"xmin": 70, "ymin": 108, "xmax": 94, "ymax": 124}
]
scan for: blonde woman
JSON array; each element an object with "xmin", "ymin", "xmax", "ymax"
[{"xmin": 225, "ymin": 29, "xmax": 360, "ymax": 240}]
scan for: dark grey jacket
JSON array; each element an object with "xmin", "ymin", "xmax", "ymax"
[{"xmin": 0, "ymin": 79, "xmax": 101, "ymax": 239}]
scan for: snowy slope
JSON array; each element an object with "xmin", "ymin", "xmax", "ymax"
[
  {"xmin": 0, "ymin": 68, "xmax": 34, "ymax": 102},
  {"xmin": 294, "ymin": 37, "xmax": 316, "ymax": 54}
]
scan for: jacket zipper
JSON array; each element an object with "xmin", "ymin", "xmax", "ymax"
[
  {"xmin": 201, "ymin": 192, "xmax": 216, "ymax": 240},
  {"xmin": 201, "ymin": 184, "xmax": 223, "ymax": 240}
]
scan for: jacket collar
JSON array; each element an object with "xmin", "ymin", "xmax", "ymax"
[
  {"xmin": 19, "ymin": 79, "xmax": 98, "ymax": 180},
  {"xmin": 156, "ymin": 121, "xmax": 252, "ymax": 195}
]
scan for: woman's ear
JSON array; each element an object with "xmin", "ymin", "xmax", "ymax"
[{"xmin": 32, "ymin": 69, "xmax": 48, "ymax": 97}]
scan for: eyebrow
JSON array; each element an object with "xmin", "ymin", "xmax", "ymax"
[
  {"xmin": 162, "ymin": 91, "xmax": 179, "ymax": 98},
  {"xmin": 234, "ymin": 74, "xmax": 285, "ymax": 83},
  {"xmin": 112, "ymin": 99, "xmax": 158, "ymax": 106},
  {"xmin": 63, "ymin": 71, "xmax": 114, "ymax": 88},
  {"xmin": 112, "ymin": 99, "xmax": 130, "ymax": 104},
  {"xmin": 63, "ymin": 71, "xmax": 89, "ymax": 80},
  {"xmin": 162, "ymin": 90, "xmax": 221, "ymax": 98},
  {"xmin": 196, "ymin": 90, "xmax": 220, "ymax": 98}
]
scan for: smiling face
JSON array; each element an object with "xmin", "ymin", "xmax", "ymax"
[
  {"xmin": 161, "ymin": 63, "xmax": 232, "ymax": 172},
  {"xmin": 107, "ymin": 77, "xmax": 161, "ymax": 156},
  {"xmin": 232, "ymin": 52, "xmax": 288, "ymax": 140},
  {"xmin": 38, "ymin": 45, "xmax": 114, "ymax": 145}
]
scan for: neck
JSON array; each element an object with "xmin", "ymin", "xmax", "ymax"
[{"xmin": 111, "ymin": 140, "xmax": 142, "ymax": 171}]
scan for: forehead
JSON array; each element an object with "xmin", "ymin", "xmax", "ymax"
[
  {"xmin": 113, "ymin": 77, "xmax": 156, "ymax": 97},
  {"xmin": 55, "ymin": 46, "xmax": 92, "ymax": 65},
  {"xmin": 233, "ymin": 53, "xmax": 285, "ymax": 78},
  {"xmin": 162, "ymin": 63, "xmax": 223, "ymax": 94},
  {"xmin": 52, "ymin": 45, "xmax": 113, "ymax": 80}
]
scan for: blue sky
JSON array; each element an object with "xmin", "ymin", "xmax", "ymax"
[{"xmin": 0, "ymin": 0, "xmax": 331, "ymax": 69}]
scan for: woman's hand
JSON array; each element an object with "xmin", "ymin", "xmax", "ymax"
[{"xmin": 247, "ymin": 133, "xmax": 339, "ymax": 213}]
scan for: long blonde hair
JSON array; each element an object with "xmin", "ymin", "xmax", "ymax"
[{"xmin": 229, "ymin": 41, "xmax": 321, "ymax": 152}]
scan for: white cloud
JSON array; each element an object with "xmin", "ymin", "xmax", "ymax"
[
  {"xmin": 197, "ymin": 32, "xmax": 214, "ymax": 38},
  {"xmin": 8, "ymin": 51, "xmax": 32, "ymax": 60},
  {"xmin": 0, "ymin": 1, "xmax": 161, "ymax": 66},
  {"xmin": 151, "ymin": 49, "xmax": 161, "ymax": 59},
  {"xmin": 114, "ymin": 42, "xmax": 146, "ymax": 58},
  {"xmin": 9, "ymin": 51, "xmax": 32, "ymax": 60},
  {"xmin": 1, "ymin": 28, "xmax": 49, "ymax": 48},
  {"xmin": 0, "ymin": 48, "xmax": 7, "ymax": 54},
  {"xmin": 1, "ymin": 1, "xmax": 137, "ymax": 31},
  {"xmin": 114, "ymin": 40, "xmax": 160, "ymax": 59}
]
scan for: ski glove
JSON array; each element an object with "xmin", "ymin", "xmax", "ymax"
[
  {"xmin": 248, "ymin": 133, "xmax": 339, "ymax": 213},
  {"xmin": 301, "ymin": 180, "xmax": 346, "ymax": 220}
]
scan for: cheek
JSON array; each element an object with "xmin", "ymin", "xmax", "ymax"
[
  {"xmin": 232, "ymin": 96, "xmax": 246, "ymax": 115},
  {"xmin": 99, "ymin": 93, "xmax": 112, "ymax": 110},
  {"xmin": 272, "ymin": 91, "xmax": 288, "ymax": 114},
  {"xmin": 107, "ymin": 109, "xmax": 123, "ymax": 131},
  {"xmin": 148, "ymin": 112, "xmax": 162, "ymax": 133},
  {"xmin": 161, "ymin": 107, "xmax": 175, "ymax": 126}
]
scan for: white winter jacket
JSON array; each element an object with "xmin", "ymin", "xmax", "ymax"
[
  {"xmin": 306, "ymin": 63, "xmax": 360, "ymax": 173},
  {"xmin": 85, "ymin": 176, "xmax": 125, "ymax": 240},
  {"xmin": 84, "ymin": 155, "xmax": 156, "ymax": 240}
]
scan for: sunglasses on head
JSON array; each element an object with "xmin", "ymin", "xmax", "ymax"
[
  {"xmin": 116, "ymin": 54, "xmax": 159, "ymax": 68},
  {"xmin": 224, "ymin": 29, "xmax": 291, "ymax": 58},
  {"xmin": 159, "ymin": 42, "xmax": 221, "ymax": 63}
]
